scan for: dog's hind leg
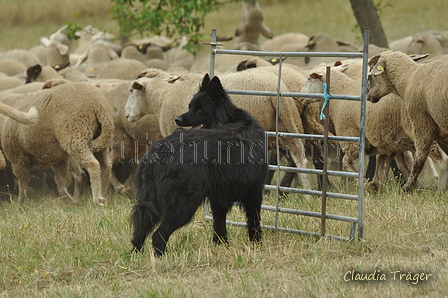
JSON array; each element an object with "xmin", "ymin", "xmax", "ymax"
[
  {"xmin": 209, "ymin": 199, "xmax": 233, "ymax": 245},
  {"xmin": 131, "ymin": 202, "xmax": 160, "ymax": 252},
  {"xmin": 241, "ymin": 189, "xmax": 263, "ymax": 242},
  {"xmin": 152, "ymin": 195, "xmax": 202, "ymax": 257}
]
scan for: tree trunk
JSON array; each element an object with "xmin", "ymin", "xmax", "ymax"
[{"xmin": 349, "ymin": 0, "xmax": 389, "ymax": 48}]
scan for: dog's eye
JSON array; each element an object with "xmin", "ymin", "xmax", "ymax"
[{"xmin": 196, "ymin": 109, "xmax": 202, "ymax": 114}]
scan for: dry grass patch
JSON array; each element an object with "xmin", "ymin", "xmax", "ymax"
[{"xmin": 1, "ymin": 181, "xmax": 447, "ymax": 297}]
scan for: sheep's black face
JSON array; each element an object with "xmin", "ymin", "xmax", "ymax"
[{"xmin": 366, "ymin": 75, "xmax": 380, "ymax": 103}]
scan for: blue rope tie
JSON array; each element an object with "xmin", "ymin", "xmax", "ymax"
[{"xmin": 319, "ymin": 83, "xmax": 332, "ymax": 120}]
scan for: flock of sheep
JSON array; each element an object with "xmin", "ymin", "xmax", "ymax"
[{"xmin": 1, "ymin": 0, "xmax": 448, "ymax": 206}]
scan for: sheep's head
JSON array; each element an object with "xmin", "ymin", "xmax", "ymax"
[
  {"xmin": 298, "ymin": 71, "xmax": 325, "ymax": 105},
  {"xmin": 366, "ymin": 54, "xmax": 390, "ymax": 103},
  {"xmin": 125, "ymin": 79, "xmax": 149, "ymax": 122}
]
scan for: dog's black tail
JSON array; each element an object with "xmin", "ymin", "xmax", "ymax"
[{"xmin": 130, "ymin": 200, "xmax": 160, "ymax": 252}]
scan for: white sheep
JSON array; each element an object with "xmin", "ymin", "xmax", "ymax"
[
  {"xmin": 0, "ymin": 49, "xmax": 41, "ymax": 68},
  {"xmin": 75, "ymin": 40, "xmax": 119, "ymax": 72},
  {"xmin": 96, "ymin": 80, "xmax": 163, "ymax": 192},
  {"xmin": 366, "ymin": 51, "xmax": 448, "ymax": 191},
  {"xmin": 39, "ymin": 25, "xmax": 72, "ymax": 67},
  {"xmin": 0, "ymin": 76, "xmax": 23, "ymax": 91},
  {"xmin": 232, "ymin": 0, "xmax": 273, "ymax": 51},
  {"xmin": 301, "ymin": 67, "xmax": 448, "ymax": 189},
  {"xmin": 24, "ymin": 64, "xmax": 62, "ymax": 84},
  {"xmin": 406, "ymin": 32, "xmax": 444, "ymax": 59},
  {"xmin": 125, "ymin": 69, "xmax": 314, "ymax": 190},
  {"xmin": 0, "ymin": 58, "xmax": 27, "ymax": 76},
  {"xmin": 261, "ymin": 32, "xmax": 309, "ymax": 52},
  {"xmin": 0, "ymin": 101, "xmax": 38, "ymax": 125},
  {"xmin": 295, "ymin": 33, "xmax": 360, "ymax": 67},
  {"xmin": 72, "ymin": 25, "xmax": 102, "ymax": 55},
  {"xmin": 0, "ymin": 80, "xmax": 114, "ymax": 206}
]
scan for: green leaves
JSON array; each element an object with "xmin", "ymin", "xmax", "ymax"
[
  {"xmin": 109, "ymin": 0, "xmax": 241, "ymax": 54},
  {"xmin": 64, "ymin": 21, "xmax": 82, "ymax": 40}
]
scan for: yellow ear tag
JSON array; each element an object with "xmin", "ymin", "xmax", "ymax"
[
  {"xmin": 308, "ymin": 41, "xmax": 314, "ymax": 45},
  {"xmin": 90, "ymin": 68, "xmax": 95, "ymax": 72},
  {"xmin": 138, "ymin": 45, "xmax": 143, "ymax": 50},
  {"xmin": 377, "ymin": 65, "xmax": 384, "ymax": 71},
  {"xmin": 271, "ymin": 58, "xmax": 277, "ymax": 63}
]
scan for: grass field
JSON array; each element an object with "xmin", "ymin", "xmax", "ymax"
[{"xmin": 0, "ymin": 0, "xmax": 447, "ymax": 297}]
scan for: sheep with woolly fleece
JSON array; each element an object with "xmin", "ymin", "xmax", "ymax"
[
  {"xmin": 75, "ymin": 34, "xmax": 149, "ymax": 80},
  {"xmin": 232, "ymin": 0, "xmax": 273, "ymax": 51},
  {"xmin": 125, "ymin": 69, "xmax": 315, "ymax": 190},
  {"xmin": 0, "ymin": 80, "xmax": 114, "ymax": 206},
  {"xmin": 390, "ymin": 31, "xmax": 448, "ymax": 55},
  {"xmin": 72, "ymin": 25, "xmax": 102, "ymax": 55},
  {"xmin": 24, "ymin": 64, "xmax": 62, "ymax": 83},
  {"xmin": 366, "ymin": 50, "xmax": 448, "ymax": 191},
  {"xmin": 303, "ymin": 65, "xmax": 448, "ymax": 190},
  {"xmin": 0, "ymin": 58, "xmax": 27, "ymax": 76},
  {"xmin": 235, "ymin": 56, "xmax": 324, "ymax": 136},
  {"xmin": 406, "ymin": 32, "xmax": 444, "ymax": 59},
  {"xmin": 190, "ymin": 54, "xmax": 257, "ymax": 73},
  {"xmin": 0, "ymin": 100, "xmax": 38, "ymax": 125},
  {"xmin": 292, "ymin": 33, "xmax": 360, "ymax": 68},
  {"xmin": 236, "ymin": 56, "xmax": 328, "ymax": 189},
  {"xmin": 93, "ymin": 58, "xmax": 148, "ymax": 80},
  {"xmin": 120, "ymin": 42, "xmax": 165, "ymax": 61},
  {"xmin": 261, "ymin": 32, "xmax": 309, "ymax": 52},
  {"xmin": 39, "ymin": 25, "xmax": 72, "ymax": 67},
  {"xmin": 95, "ymin": 80, "xmax": 163, "ymax": 192},
  {"xmin": 0, "ymin": 76, "xmax": 23, "ymax": 91},
  {"xmin": 75, "ymin": 40, "xmax": 119, "ymax": 73},
  {"xmin": 0, "ymin": 49, "xmax": 41, "ymax": 68}
]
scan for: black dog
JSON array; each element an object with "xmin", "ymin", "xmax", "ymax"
[{"xmin": 130, "ymin": 74, "xmax": 268, "ymax": 256}]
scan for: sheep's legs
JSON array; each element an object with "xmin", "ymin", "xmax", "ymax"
[
  {"xmin": 77, "ymin": 151, "xmax": 106, "ymax": 206},
  {"xmin": 367, "ymin": 154, "xmax": 393, "ymax": 191},
  {"xmin": 11, "ymin": 165, "xmax": 31, "ymax": 206},
  {"xmin": 52, "ymin": 161, "xmax": 79, "ymax": 205},
  {"xmin": 95, "ymin": 149, "xmax": 112, "ymax": 198},
  {"xmin": 404, "ymin": 111, "xmax": 437, "ymax": 192},
  {"xmin": 284, "ymin": 139, "xmax": 312, "ymax": 191},
  {"xmin": 428, "ymin": 143, "xmax": 448, "ymax": 189},
  {"xmin": 69, "ymin": 159, "xmax": 86, "ymax": 199}
]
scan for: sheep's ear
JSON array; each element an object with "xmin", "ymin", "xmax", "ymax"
[
  {"xmin": 368, "ymin": 55, "xmax": 381, "ymax": 68},
  {"xmin": 334, "ymin": 61, "xmax": 342, "ymax": 67},
  {"xmin": 40, "ymin": 37, "xmax": 51, "ymax": 48},
  {"xmin": 43, "ymin": 78, "xmax": 68, "ymax": 89},
  {"xmin": 235, "ymin": 27, "xmax": 242, "ymax": 37},
  {"xmin": 306, "ymin": 37, "xmax": 316, "ymax": 51},
  {"xmin": 55, "ymin": 42, "xmax": 70, "ymax": 56},
  {"xmin": 268, "ymin": 57, "xmax": 286, "ymax": 65},
  {"xmin": 25, "ymin": 64, "xmax": 42, "ymax": 84},
  {"xmin": 53, "ymin": 62, "xmax": 70, "ymax": 71},
  {"xmin": 132, "ymin": 81, "xmax": 144, "ymax": 91},
  {"xmin": 164, "ymin": 76, "xmax": 181, "ymax": 84},
  {"xmin": 236, "ymin": 60, "xmax": 248, "ymax": 72},
  {"xmin": 199, "ymin": 73, "xmax": 211, "ymax": 92},
  {"xmin": 309, "ymin": 72, "xmax": 323, "ymax": 79},
  {"xmin": 409, "ymin": 53, "xmax": 429, "ymax": 62},
  {"xmin": 369, "ymin": 64, "xmax": 385, "ymax": 76}
]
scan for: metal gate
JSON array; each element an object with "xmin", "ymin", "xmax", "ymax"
[{"xmin": 204, "ymin": 29, "xmax": 370, "ymax": 241}]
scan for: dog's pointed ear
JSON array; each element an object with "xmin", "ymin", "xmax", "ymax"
[
  {"xmin": 208, "ymin": 76, "xmax": 225, "ymax": 97},
  {"xmin": 199, "ymin": 73, "xmax": 211, "ymax": 92}
]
